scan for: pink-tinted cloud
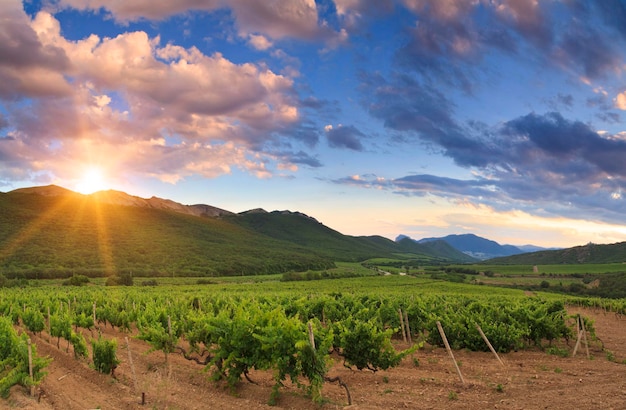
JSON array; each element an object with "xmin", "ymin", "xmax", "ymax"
[
  {"xmin": 55, "ymin": 0, "xmax": 340, "ymax": 42},
  {"xmin": 0, "ymin": 0, "xmax": 71, "ymax": 99},
  {"xmin": 0, "ymin": 6, "xmax": 307, "ymax": 187}
]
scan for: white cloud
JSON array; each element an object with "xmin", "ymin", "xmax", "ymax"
[{"xmin": 248, "ymin": 34, "xmax": 273, "ymax": 50}]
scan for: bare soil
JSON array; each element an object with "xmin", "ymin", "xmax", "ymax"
[{"xmin": 3, "ymin": 307, "xmax": 626, "ymax": 410}]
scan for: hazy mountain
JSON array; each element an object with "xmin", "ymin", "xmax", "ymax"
[{"xmin": 398, "ymin": 233, "xmax": 536, "ymax": 260}]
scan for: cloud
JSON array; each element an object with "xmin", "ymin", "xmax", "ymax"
[
  {"xmin": 248, "ymin": 34, "xmax": 273, "ymax": 50},
  {"xmin": 0, "ymin": 0, "xmax": 71, "ymax": 99},
  {"xmin": 0, "ymin": 8, "xmax": 313, "ymax": 186},
  {"xmin": 492, "ymin": 0, "xmax": 552, "ymax": 47},
  {"xmin": 616, "ymin": 91, "xmax": 626, "ymax": 110},
  {"xmin": 555, "ymin": 22, "xmax": 621, "ymax": 80},
  {"xmin": 360, "ymin": 72, "xmax": 494, "ymax": 167},
  {"xmin": 274, "ymin": 150, "xmax": 322, "ymax": 168},
  {"xmin": 338, "ymin": 111, "xmax": 626, "ymax": 224},
  {"xmin": 56, "ymin": 0, "xmax": 343, "ymax": 43},
  {"xmin": 325, "ymin": 124, "xmax": 365, "ymax": 151}
]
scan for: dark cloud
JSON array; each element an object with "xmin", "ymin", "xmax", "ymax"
[
  {"xmin": 0, "ymin": 114, "xmax": 8, "ymax": 130},
  {"xmin": 0, "ymin": 11, "xmax": 68, "ymax": 71},
  {"xmin": 395, "ymin": 18, "xmax": 478, "ymax": 92},
  {"xmin": 502, "ymin": 112, "xmax": 626, "ymax": 176},
  {"xmin": 325, "ymin": 124, "xmax": 365, "ymax": 151},
  {"xmin": 556, "ymin": 23, "xmax": 620, "ymax": 79},
  {"xmin": 339, "ymin": 107, "xmax": 626, "ymax": 224},
  {"xmin": 360, "ymin": 72, "xmax": 494, "ymax": 168},
  {"xmin": 276, "ymin": 150, "xmax": 322, "ymax": 168},
  {"xmin": 0, "ymin": 4, "xmax": 71, "ymax": 99},
  {"xmin": 590, "ymin": 0, "xmax": 626, "ymax": 39},
  {"xmin": 393, "ymin": 174, "xmax": 497, "ymax": 199}
]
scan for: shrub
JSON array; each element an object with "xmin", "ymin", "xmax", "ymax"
[
  {"xmin": 91, "ymin": 336, "xmax": 119, "ymax": 375},
  {"xmin": 62, "ymin": 274, "xmax": 90, "ymax": 286}
]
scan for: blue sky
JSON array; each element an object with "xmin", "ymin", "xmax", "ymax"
[{"xmin": 2, "ymin": 0, "xmax": 626, "ymax": 247}]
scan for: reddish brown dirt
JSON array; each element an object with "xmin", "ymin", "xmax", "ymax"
[{"xmin": 3, "ymin": 307, "xmax": 626, "ymax": 410}]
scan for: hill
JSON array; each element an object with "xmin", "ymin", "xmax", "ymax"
[
  {"xmin": 487, "ymin": 241, "xmax": 626, "ymax": 264},
  {"xmin": 0, "ymin": 185, "xmax": 473, "ymax": 278}
]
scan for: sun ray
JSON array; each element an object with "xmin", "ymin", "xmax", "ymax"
[
  {"xmin": 0, "ymin": 195, "xmax": 77, "ymax": 268},
  {"xmin": 91, "ymin": 197, "xmax": 117, "ymax": 277},
  {"xmin": 75, "ymin": 166, "xmax": 109, "ymax": 195}
]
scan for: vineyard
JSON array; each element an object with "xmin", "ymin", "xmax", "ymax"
[{"xmin": 1, "ymin": 275, "xmax": 625, "ymax": 408}]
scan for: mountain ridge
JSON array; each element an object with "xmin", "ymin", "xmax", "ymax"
[
  {"xmin": 11, "ymin": 185, "xmax": 235, "ymax": 218},
  {"xmin": 397, "ymin": 233, "xmax": 549, "ymax": 260},
  {"xmin": 0, "ymin": 185, "xmax": 474, "ymax": 278}
]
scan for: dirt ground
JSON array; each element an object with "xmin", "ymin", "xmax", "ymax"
[{"xmin": 3, "ymin": 307, "xmax": 626, "ymax": 410}]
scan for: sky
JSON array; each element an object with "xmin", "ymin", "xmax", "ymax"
[{"xmin": 2, "ymin": 0, "xmax": 626, "ymax": 248}]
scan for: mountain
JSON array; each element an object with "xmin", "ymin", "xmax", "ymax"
[
  {"xmin": 395, "ymin": 237, "xmax": 478, "ymax": 263},
  {"xmin": 487, "ymin": 242, "xmax": 626, "ymax": 264},
  {"xmin": 0, "ymin": 185, "xmax": 473, "ymax": 279},
  {"xmin": 398, "ymin": 233, "xmax": 532, "ymax": 260}
]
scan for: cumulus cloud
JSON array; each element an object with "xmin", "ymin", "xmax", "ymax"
[
  {"xmin": 0, "ymin": 6, "xmax": 311, "ymax": 186},
  {"xmin": 0, "ymin": 1, "xmax": 71, "ymax": 99}
]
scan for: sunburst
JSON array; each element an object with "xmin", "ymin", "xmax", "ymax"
[{"xmin": 75, "ymin": 166, "xmax": 108, "ymax": 194}]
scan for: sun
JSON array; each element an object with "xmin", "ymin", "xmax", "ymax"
[{"xmin": 75, "ymin": 166, "xmax": 109, "ymax": 194}]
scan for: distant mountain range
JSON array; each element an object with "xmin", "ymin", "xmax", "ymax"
[{"xmin": 396, "ymin": 233, "xmax": 556, "ymax": 260}]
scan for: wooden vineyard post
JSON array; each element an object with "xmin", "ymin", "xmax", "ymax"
[
  {"xmin": 404, "ymin": 310, "xmax": 412, "ymax": 344},
  {"xmin": 308, "ymin": 321, "xmax": 316, "ymax": 350},
  {"xmin": 166, "ymin": 315, "xmax": 172, "ymax": 378},
  {"xmin": 580, "ymin": 315, "xmax": 590, "ymax": 359},
  {"xmin": 476, "ymin": 324, "xmax": 504, "ymax": 366},
  {"xmin": 572, "ymin": 316, "xmax": 584, "ymax": 357},
  {"xmin": 436, "ymin": 321, "xmax": 465, "ymax": 384},
  {"xmin": 27, "ymin": 338, "xmax": 35, "ymax": 397},
  {"xmin": 125, "ymin": 337, "xmax": 138, "ymax": 394},
  {"xmin": 47, "ymin": 307, "xmax": 51, "ymax": 344},
  {"xmin": 308, "ymin": 323, "xmax": 352, "ymax": 406},
  {"xmin": 573, "ymin": 315, "xmax": 590, "ymax": 359},
  {"xmin": 398, "ymin": 309, "xmax": 407, "ymax": 343},
  {"xmin": 92, "ymin": 302, "xmax": 97, "ymax": 329}
]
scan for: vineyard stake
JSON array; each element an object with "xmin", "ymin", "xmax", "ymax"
[
  {"xmin": 404, "ymin": 311, "xmax": 412, "ymax": 344},
  {"xmin": 167, "ymin": 315, "xmax": 172, "ymax": 378},
  {"xmin": 475, "ymin": 324, "xmax": 504, "ymax": 366},
  {"xmin": 398, "ymin": 309, "xmax": 407, "ymax": 343},
  {"xmin": 309, "ymin": 320, "xmax": 352, "ymax": 405},
  {"xmin": 125, "ymin": 337, "xmax": 139, "ymax": 394},
  {"xmin": 47, "ymin": 306, "xmax": 51, "ymax": 344},
  {"xmin": 27, "ymin": 338, "xmax": 35, "ymax": 397},
  {"xmin": 580, "ymin": 315, "xmax": 590, "ymax": 359},
  {"xmin": 307, "ymin": 321, "xmax": 316, "ymax": 350},
  {"xmin": 436, "ymin": 321, "xmax": 465, "ymax": 384},
  {"xmin": 572, "ymin": 316, "xmax": 583, "ymax": 356}
]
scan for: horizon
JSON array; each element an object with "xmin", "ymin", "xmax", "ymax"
[{"xmin": 2, "ymin": 1, "xmax": 626, "ymax": 249}]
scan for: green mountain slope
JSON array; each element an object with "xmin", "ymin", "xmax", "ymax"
[
  {"xmin": 0, "ymin": 190, "xmax": 332, "ymax": 278},
  {"xmin": 486, "ymin": 242, "xmax": 626, "ymax": 264},
  {"xmin": 0, "ymin": 186, "xmax": 476, "ymax": 279},
  {"xmin": 224, "ymin": 210, "xmax": 396, "ymax": 261}
]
